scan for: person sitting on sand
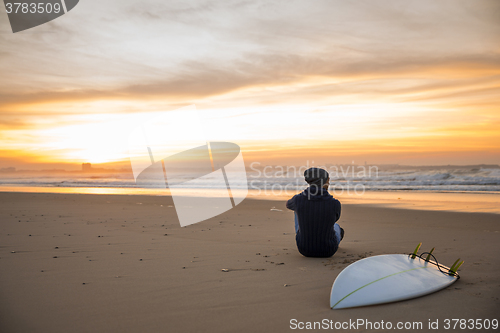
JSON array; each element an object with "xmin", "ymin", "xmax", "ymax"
[{"xmin": 286, "ymin": 167, "xmax": 344, "ymax": 257}]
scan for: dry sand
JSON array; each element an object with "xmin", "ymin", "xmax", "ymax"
[{"xmin": 0, "ymin": 192, "xmax": 498, "ymax": 333}]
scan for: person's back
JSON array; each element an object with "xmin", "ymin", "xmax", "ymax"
[{"xmin": 286, "ymin": 168, "xmax": 343, "ymax": 257}]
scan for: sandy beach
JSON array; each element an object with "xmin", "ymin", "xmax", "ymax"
[{"xmin": 0, "ymin": 192, "xmax": 498, "ymax": 333}]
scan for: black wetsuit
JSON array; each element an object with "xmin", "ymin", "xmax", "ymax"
[{"xmin": 286, "ymin": 186, "xmax": 341, "ymax": 257}]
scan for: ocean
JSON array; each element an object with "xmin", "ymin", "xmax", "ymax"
[{"xmin": 1, "ymin": 165, "xmax": 499, "ymax": 193}]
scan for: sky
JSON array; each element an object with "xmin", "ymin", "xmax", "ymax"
[{"xmin": 1, "ymin": 0, "xmax": 499, "ymax": 170}]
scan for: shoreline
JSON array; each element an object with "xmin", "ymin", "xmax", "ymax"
[{"xmin": 0, "ymin": 186, "xmax": 499, "ymax": 214}]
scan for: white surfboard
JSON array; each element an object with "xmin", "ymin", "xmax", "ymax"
[{"xmin": 330, "ymin": 254, "xmax": 458, "ymax": 309}]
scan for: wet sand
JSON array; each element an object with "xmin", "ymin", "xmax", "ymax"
[{"xmin": 0, "ymin": 192, "xmax": 498, "ymax": 333}]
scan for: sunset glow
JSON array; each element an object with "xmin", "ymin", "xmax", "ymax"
[{"xmin": 1, "ymin": 1, "xmax": 499, "ymax": 169}]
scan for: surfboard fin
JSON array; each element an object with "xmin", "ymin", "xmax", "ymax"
[
  {"xmin": 449, "ymin": 260, "xmax": 464, "ymax": 275},
  {"xmin": 425, "ymin": 247, "xmax": 435, "ymax": 262},
  {"xmin": 449, "ymin": 258, "xmax": 460, "ymax": 271},
  {"xmin": 411, "ymin": 243, "xmax": 422, "ymax": 259}
]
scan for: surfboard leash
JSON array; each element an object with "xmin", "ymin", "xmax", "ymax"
[{"xmin": 407, "ymin": 252, "xmax": 461, "ymax": 279}]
